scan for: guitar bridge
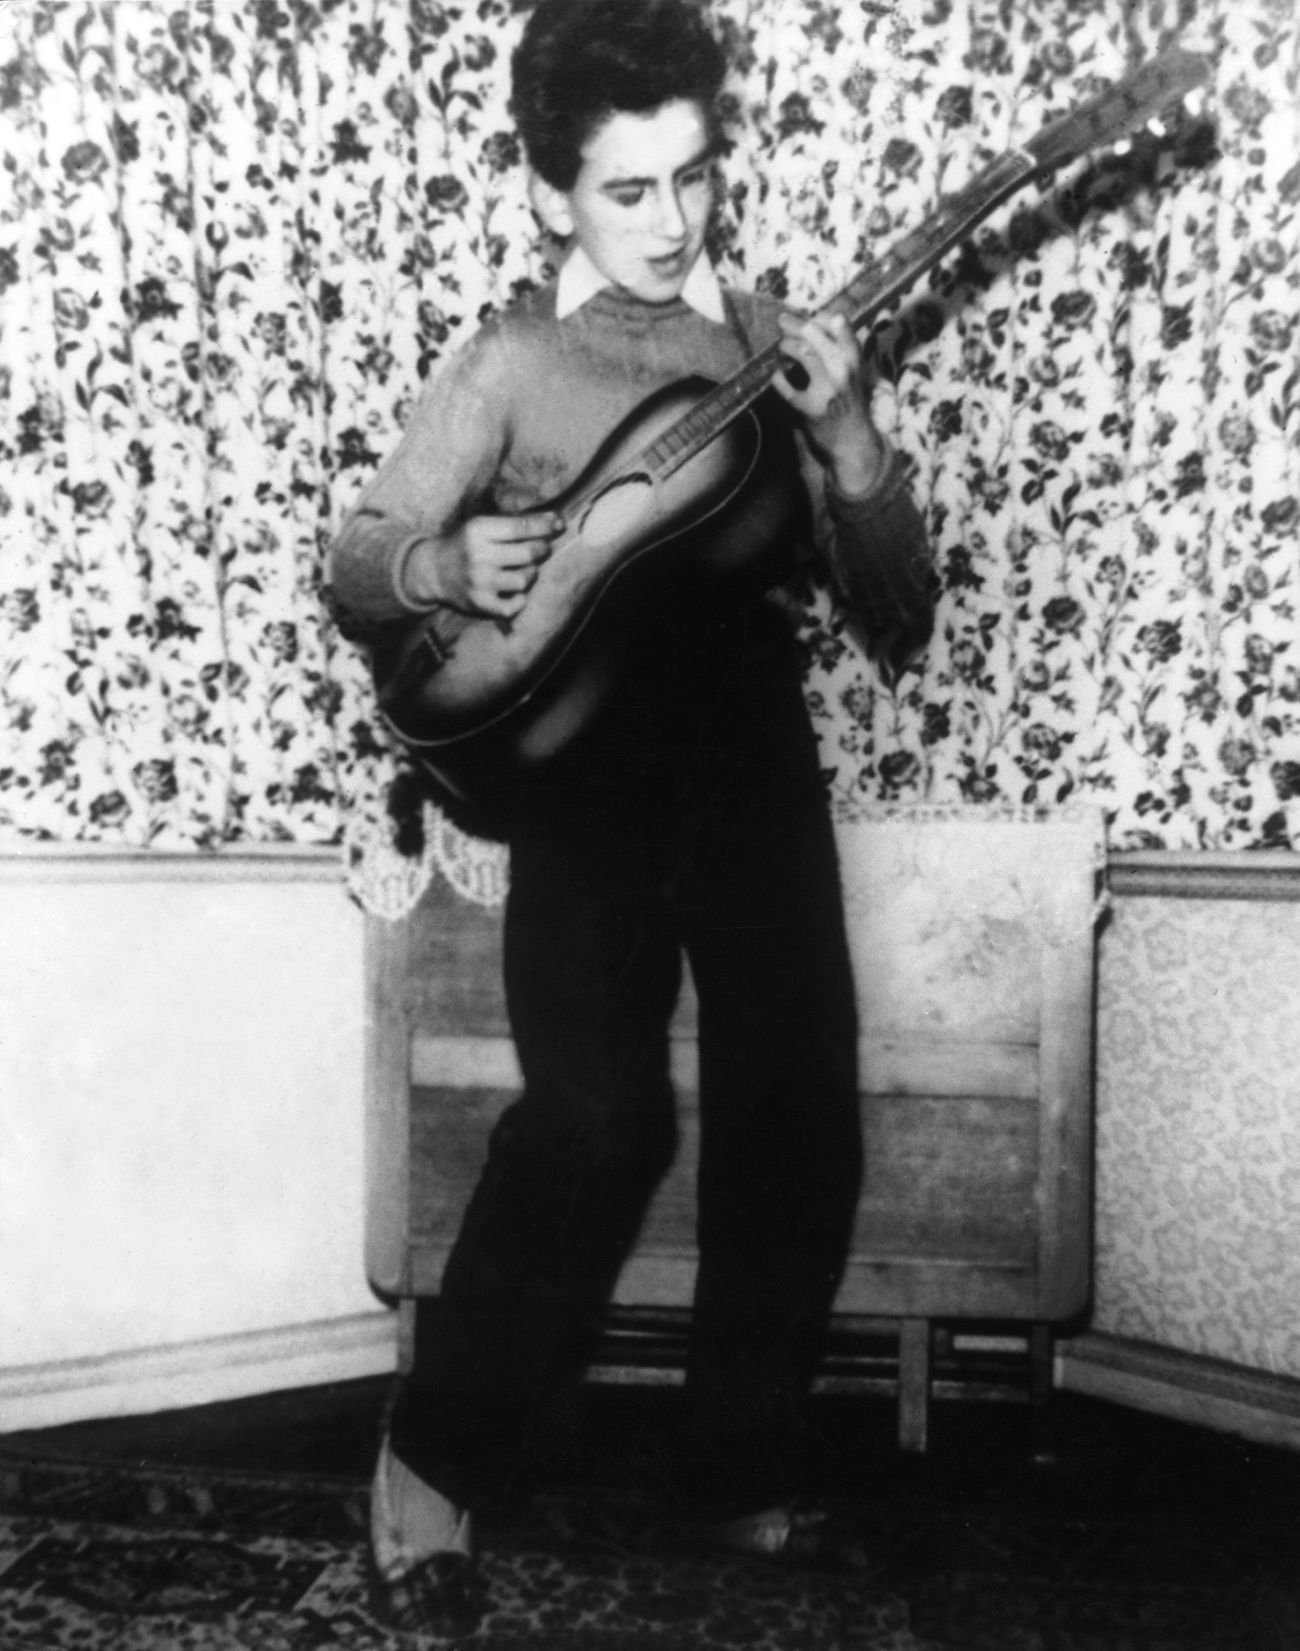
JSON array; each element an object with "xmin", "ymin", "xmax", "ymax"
[
  {"xmin": 416, "ymin": 606, "xmax": 474, "ymax": 673},
  {"xmin": 419, "ymin": 622, "xmax": 452, "ymax": 670},
  {"xmin": 378, "ymin": 612, "xmax": 460, "ymax": 719}
]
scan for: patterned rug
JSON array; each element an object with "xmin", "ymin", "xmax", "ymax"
[
  {"xmin": 1, "ymin": 1442, "xmax": 1295, "ymax": 1649},
  {"xmin": 0, "ymin": 1454, "xmax": 913, "ymax": 1650}
]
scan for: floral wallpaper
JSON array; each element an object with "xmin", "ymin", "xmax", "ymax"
[{"xmin": 1, "ymin": 0, "xmax": 1298, "ymax": 912}]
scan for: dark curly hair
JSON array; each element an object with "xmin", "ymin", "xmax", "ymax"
[{"xmin": 511, "ymin": 0, "xmax": 729, "ymax": 190}]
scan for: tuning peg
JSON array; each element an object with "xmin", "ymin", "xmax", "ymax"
[
  {"xmin": 1111, "ymin": 138, "xmax": 1133, "ymax": 156},
  {"xmin": 1182, "ymin": 87, "xmax": 1207, "ymax": 117},
  {"xmin": 1146, "ymin": 116, "xmax": 1168, "ymax": 137}
]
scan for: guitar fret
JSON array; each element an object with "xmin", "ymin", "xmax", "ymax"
[{"xmin": 652, "ymin": 348, "xmax": 784, "ymax": 480}]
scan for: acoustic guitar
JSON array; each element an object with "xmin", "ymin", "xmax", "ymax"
[{"xmin": 365, "ymin": 45, "xmax": 1210, "ymax": 812}]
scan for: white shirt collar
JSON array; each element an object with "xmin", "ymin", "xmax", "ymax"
[{"xmin": 554, "ymin": 244, "xmax": 727, "ymax": 323}]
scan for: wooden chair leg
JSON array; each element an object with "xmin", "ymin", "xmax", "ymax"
[
  {"xmin": 1027, "ymin": 1321, "xmax": 1057, "ymax": 1463},
  {"xmin": 1028, "ymin": 1322, "xmax": 1053, "ymax": 1405},
  {"xmin": 898, "ymin": 1317, "xmax": 931, "ymax": 1453},
  {"xmin": 397, "ymin": 1297, "xmax": 417, "ymax": 1374}
]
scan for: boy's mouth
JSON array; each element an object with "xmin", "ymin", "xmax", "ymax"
[{"xmin": 647, "ymin": 249, "xmax": 690, "ymax": 277}]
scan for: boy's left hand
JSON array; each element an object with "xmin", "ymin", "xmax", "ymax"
[{"xmin": 773, "ymin": 310, "xmax": 889, "ymax": 496}]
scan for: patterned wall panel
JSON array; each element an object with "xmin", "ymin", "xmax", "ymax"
[{"xmin": 1095, "ymin": 894, "xmax": 1300, "ymax": 1377}]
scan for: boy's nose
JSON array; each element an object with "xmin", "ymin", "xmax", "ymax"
[{"xmin": 652, "ymin": 187, "xmax": 687, "ymax": 240}]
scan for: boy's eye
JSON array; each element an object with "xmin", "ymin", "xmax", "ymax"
[{"xmin": 608, "ymin": 189, "xmax": 645, "ymax": 207}]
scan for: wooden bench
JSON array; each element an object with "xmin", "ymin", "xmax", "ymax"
[{"xmin": 365, "ymin": 808, "xmax": 1101, "ymax": 1451}]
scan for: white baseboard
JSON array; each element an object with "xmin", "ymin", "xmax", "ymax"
[
  {"xmin": 8, "ymin": 1315, "xmax": 1299, "ymax": 1456},
  {"xmin": 0, "ymin": 1311, "xmax": 400, "ymax": 1434},
  {"xmin": 1057, "ymin": 1331, "xmax": 1300, "ymax": 1453}
]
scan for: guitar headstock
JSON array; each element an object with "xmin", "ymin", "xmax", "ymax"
[{"xmin": 1027, "ymin": 45, "xmax": 1213, "ymax": 177}]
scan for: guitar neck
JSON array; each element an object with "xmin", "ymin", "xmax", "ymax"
[{"xmin": 827, "ymin": 149, "xmax": 1043, "ymax": 332}]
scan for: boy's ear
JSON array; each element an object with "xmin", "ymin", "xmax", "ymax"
[{"xmin": 528, "ymin": 171, "xmax": 575, "ymax": 240}]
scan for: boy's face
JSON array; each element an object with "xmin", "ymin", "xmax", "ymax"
[{"xmin": 533, "ymin": 98, "xmax": 717, "ymax": 305}]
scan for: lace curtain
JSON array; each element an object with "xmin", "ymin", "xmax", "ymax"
[{"xmin": 1, "ymin": 0, "xmax": 1296, "ymax": 914}]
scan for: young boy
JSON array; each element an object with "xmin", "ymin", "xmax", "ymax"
[{"xmin": 332, "ymin": 0, "xmax": 934, "ymax": 1634}]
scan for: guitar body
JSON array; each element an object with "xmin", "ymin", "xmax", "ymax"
[{"xmin": 370, "ymin": 376, "xmax": 802, "ymax": 807}]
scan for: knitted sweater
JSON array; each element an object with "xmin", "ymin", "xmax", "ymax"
[{"xmin": 330, "ymin": 278, "xmax": 933, "ymax": 667}]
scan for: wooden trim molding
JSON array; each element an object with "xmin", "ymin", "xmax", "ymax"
[
  {"xmin": 0, "ymin": 843, "xmax": 344, "ymax": 884},
  {"xmin": 1108, "ymin": 849, "xmax": 1300, "ymax": 901},
  {"xmin": 0, "ymin": 1313, "xmax": 399, "ymax": 1433},
  {"xmin": 1058, "ymin": 1331, "xmax": 1300, "ymax": 1453},
  {"xmin": 3, "ymin": 841, "xmax": 1297, "ymax": 899}
]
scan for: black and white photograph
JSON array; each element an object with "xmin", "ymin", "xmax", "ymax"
[{"xmin": 1, "ymin": 0, "xmax": 1298, "ymax": 1645}]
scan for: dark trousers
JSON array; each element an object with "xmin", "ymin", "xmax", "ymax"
[{"xmin": 390, "ymin": 612, "xmax": 862, "ymax": 1515}]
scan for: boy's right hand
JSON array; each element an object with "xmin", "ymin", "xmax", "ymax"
[{"xmin": 436, "ymin": 512, "xmax": 564, "ymax": 620}]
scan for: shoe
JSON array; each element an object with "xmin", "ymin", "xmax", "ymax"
[
  {"xmin": 695, "ymin": 1500, "xmax": 877, "ymax": 1573},
  {"xmin": 366, "ymin": 1548, "xmax": 488, "ymax": 1639}
]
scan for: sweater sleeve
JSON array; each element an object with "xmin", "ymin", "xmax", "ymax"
[
  {"xmin": 329, "ymin": 326, "xmax": 512, "ymax": 625},
  {"xmin": 819, "ymin": 443, "xmax": 937, "ymax": 682},
  {"xmin": 728, "ymin": 288, "xmax": 936, "ymax": 681}
]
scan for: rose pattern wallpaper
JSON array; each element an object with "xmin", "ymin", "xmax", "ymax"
[{"xmin": 1, "ymin": 0, "xmax": 1298, "ymax": 906}]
